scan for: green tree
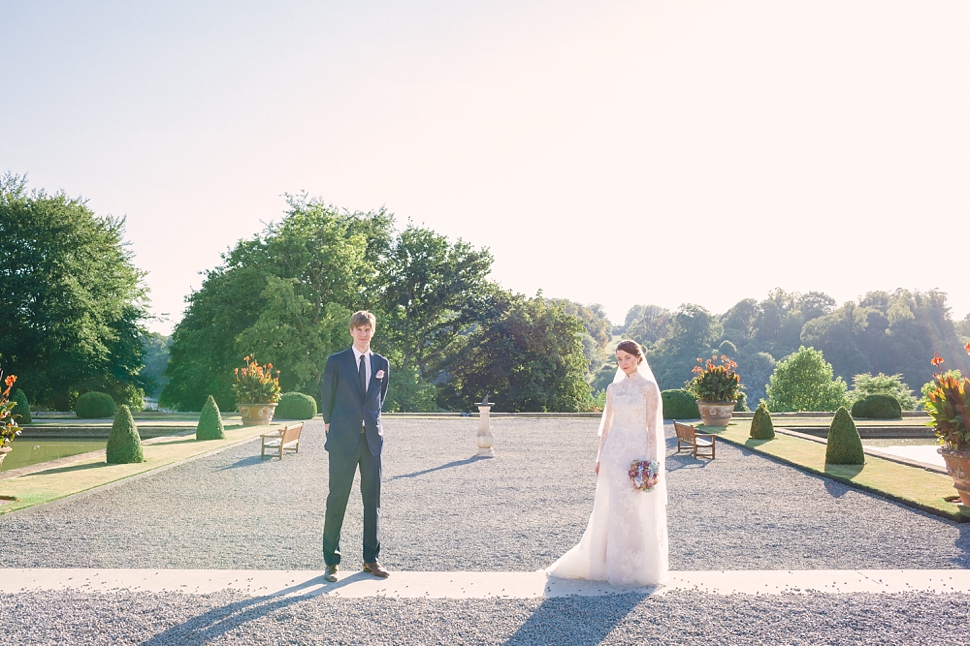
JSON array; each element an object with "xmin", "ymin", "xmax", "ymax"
[
  {"xmin": 800, "ymin": 302, "xmax": 873, "ymax": 381},
  {"xmin": 161, "ymin": 196, "xmax": 392, "ymax": 410},
  {"xmin": 378, "ymin": 224, "xmax": 494, "ymax": 380},
  {"xmin": 440, "ymin": 293, "xmax": 593, "ymax": 412},
  {"xmin": 765, "ymin": 346, "xmax": 848, "ymax": 412},
  {"xmin": 547, "ymin": 299, "xmax": 613, "ymax": 377},
  {"xmin": 621, "ymin": 304, "xmax": 673, "ymax": 347},
  {"xmin": 0, "ymin": 174, "xmax": 151, "ymax": 408},
  {"xmin": 648, "ymin": 304, "xmax": 722, "ymax": 389}
]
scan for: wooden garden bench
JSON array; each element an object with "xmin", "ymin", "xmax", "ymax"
[
  {"xmin": 260, "ymin": 422, "xmax": 304, "ymax": 459},
  {"xmin": 673, "ymin": 420, "xmax": 717, "ymax": 459}
]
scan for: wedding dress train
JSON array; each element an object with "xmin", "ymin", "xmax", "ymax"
[{"xmin": 546, "ymin": 371, "xmax": 669, "ymax": 586}]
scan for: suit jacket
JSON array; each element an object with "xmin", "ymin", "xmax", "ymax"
[{"xmin": 321, "ymin": 347, "xmax": 389, "ymax": 456}]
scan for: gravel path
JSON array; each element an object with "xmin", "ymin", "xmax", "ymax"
[
  {"xmin": 5, "ymin": 417, "xmax": 970, "ymax": 644},
  {"xmin": 3, "ymin": 417, "xmax": 970, "ymax": 571},
  {"xmin": 3, "ymin": 589, "xmax": 970, "ymax": 645}
]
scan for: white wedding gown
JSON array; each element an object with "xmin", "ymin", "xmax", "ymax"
[{"xmin": 547, "ymin": 372, "xmax": 669, "ymax": 586}]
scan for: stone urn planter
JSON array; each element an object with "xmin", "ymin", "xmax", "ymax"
[
  {"xmin": 696, "ymin": 400, "xmax": 734, "ymax": 427},
  {"xmin": 938, "ymin": 447, "xmax": 970, "ymax": 505},
  {"xmin": 237, "ymin": 403, "xmax": 278, "ymax": 426},
  {"xmin": 0, "ymin": 446, "xmax": 11, "ymax": 470}
]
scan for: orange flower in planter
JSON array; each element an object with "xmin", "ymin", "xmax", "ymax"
[
  {"xmin": 925, "ymin": 351, "xmax": 970, "ymax": 450},
  {"xmin": 0, "ymin": 367, "xmax": 23, "ymax": 448},
  {"xmin": 232, "ymin": 356, "xmax": 282, "ymax": 404}
]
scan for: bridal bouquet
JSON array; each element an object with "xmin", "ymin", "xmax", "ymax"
[{"xmin": 629, "ymin": 459, "xmax": 660, "ymax": 492}]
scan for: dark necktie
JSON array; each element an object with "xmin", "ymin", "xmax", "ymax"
[{"xmin": 359, "ymin": 354, "xmax": 367, "ymax": 395}]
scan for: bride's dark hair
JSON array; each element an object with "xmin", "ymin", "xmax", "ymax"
[{"xmin": 616, "ymin": 339, "xmax": 644, "ymax": 364}]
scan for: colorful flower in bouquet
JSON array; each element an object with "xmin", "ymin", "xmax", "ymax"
[
  {"xmin": 629, "ymin": 459, "xmax": 660, "ymax": 492},
  {"xmin": 924, "ymin": 343, "xmax": 970, "ymax": 450},
  {"xmin": 232, "ymin": 356, "xmax": 282, "ymax": 404}
]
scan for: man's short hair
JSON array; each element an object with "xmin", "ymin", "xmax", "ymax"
[{"xmin": 350, "ymin": 310, "xmax": 377, "ymax": 331}]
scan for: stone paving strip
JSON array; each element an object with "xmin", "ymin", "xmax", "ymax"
[
  {"xmin": 0, "ymin": 424, "xmax": 277, "ymax": 515},
  {"xmin": 706, "ymin": 420, "xmax": 970, "ymax": 522},
  {"xmin": 4, "ymin": 568, "xmax": 970, "ymax": 598}
]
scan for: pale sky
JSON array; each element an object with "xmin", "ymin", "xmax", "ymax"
[{"xmin": 3, "ymin": 0, "xmax": 968, "ymax": 335}]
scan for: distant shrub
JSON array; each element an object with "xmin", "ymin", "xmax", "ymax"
[
  {"xmin": 749, "ymin": 402, "xmax": 775, "ymax": 440},
  {"xmin": 662, "ymin": 389, "xmax": 699, "ymax": 419},
  {"xmin": 851, "ymin": 394, "xmax": 902, "ymax": 419},
  {"xmin": 734, "ymin": 390, "xmax": 749, "ymax": 412},
  {"xmin": 825, "ymin": 406, "xmax": 865, "ymax": 465},
  {"xmin": 196, "ymin": 395, "xmax": 225, "ymax": 440},
  {"xmin": 12, "ymin": 389, "xmax": 31, "ymax": 424},
  {"xmin": 75, "ymin": 392, "xmax": 115, "ymax": 419},
  {"xmin": 276, "ymin": 392, "xmax": 317, "ymax": 420},
  {"xmin": 848, "ymin": 373, "xmax": 917, "ymax": 411},
  {"xmin": 106, "ymin": 405, "xmax": 145, "ymax": 464}
]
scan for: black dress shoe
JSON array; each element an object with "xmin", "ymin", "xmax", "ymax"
[
  {"xmin": 363, "ymin": 561, "xmax": 390, "ymax": 578},
  {"xmin": 324, "ymin": 564, "xmax": 338, "ymax": 582}
]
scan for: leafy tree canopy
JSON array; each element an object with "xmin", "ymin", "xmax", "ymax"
[
  {"xmin": 765, "ymin": 346, "xmax": 848, "ymax": 412},
  {"xmin": 378, "ymin": 223, "xmax": 494, "ymax": 380},
  {"xmin": 0, "ymin": 174, "xmax": 151, "ymax": 408},
  {"xmin": 439, "ymin": 292, "xmax": 593, "ymax": 412}
]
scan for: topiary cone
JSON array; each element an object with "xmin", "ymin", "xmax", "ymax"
[
  {"xmin": 106, "ymin": 405, "xmax": 145, "ymax": 464},
  {"xmin": 825, "ymin": 406, "xmax": 865, "ymax": 465},
  {"xmin": 749, "ymin": 402, "xmax": 774, "ymax": 439},
  {"xmin": 12, "ymin": 389, "xmax": 31, "ymax": 424},
  {"xmin": 196, "ymin": 395, "xmax": 225, "ymax": 440}
]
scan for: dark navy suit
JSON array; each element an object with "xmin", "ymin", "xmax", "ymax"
[{"xmin": 321, "ymin": 347, "xmax": 389, "ymax": 566}]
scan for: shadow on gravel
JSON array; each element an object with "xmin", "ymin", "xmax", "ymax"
[
  {"xmin": 388, "ymin": 455, "xmax": 486, "ymax": 480},
  {"xmin": 502, "ymin": 593, "xmax": 646, "ymax": 645},
  {"xmin": 664, "ymin": 454, "xmax": 715, "ymax": 472},
  {"xmin": 139, "ymin": 573, "xmax": 368, "ymax": 645},
  {"xmin": 217, "ymin": 456, "xmax": 269, "ymax": 470}
]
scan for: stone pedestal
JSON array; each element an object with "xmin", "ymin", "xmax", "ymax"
[{"xmin": 476, "ymin": 403, "xmax": 494, "ymax": 457}]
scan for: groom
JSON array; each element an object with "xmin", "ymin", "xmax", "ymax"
[{"xmin": 321, "ymin": 310, "xmax": 390, "ymax": 582}]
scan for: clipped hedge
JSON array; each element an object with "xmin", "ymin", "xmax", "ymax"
[
  {"xmin": 12, "ymin": 389, "xmax": 31, "ymax": 424},
  {"xmin": 196, "ymin": 395, "xmax": 225, "ymax": 440},
  {"xmin": 825, "ymin": 406, "xmax": 865, "ymax": 465},
  {"xmin": 75, "ymin": 391, "xmax": 116, "ymax": 419},
  {"xmin": 749, "ymin": 402, "xmax": 775, "ymax": 440},
  {"xmin": 661, "ymin": 389, "xmax": 699, "ymax": 420},
  {"xmin": 276, "ymin": 392, "xmax": 317, "ymax": 420},
  {"xmin": 851, "ymin": 394, "xmax": 902, "ymax": 419},
  {"xmin": 106, "ymin": 405, "xmax": 145, "ymax": 464}
]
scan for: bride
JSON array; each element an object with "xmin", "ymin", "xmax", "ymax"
[{"xmin": 547, "ymin": 339, "xmax": 669, "ymax": 586}]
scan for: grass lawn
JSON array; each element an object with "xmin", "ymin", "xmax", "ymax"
[
  {"xmin": 0, "ymin": 424, "xmax": 280, "ymax": 516},
  {"xmin": 701, "ymin": 420, "xmax": 970, "ymax": 523}
]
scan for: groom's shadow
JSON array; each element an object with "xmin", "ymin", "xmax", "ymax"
[
  {"xmin": 502, "ymin": 592, "xmax": 648, "ymax": 645},
  {"xmin": 139, "ymin": 573, "xmax": 371, "ymax": 645}
]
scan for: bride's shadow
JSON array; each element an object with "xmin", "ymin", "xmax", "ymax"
[{"xmin": 502, "ymin": 592, "xmax": 647, "ymax": 645}]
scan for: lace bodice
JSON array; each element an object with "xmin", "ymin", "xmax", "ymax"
[{"xmin": 598, "ymin": 373, "xmax": 661, "ymax": 463}]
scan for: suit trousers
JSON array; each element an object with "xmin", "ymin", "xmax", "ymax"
[{"xmin": 323, "ymin": 432, "xmax": 382, "ymax": 565}]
